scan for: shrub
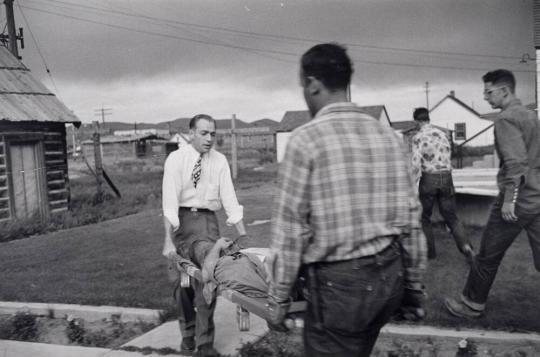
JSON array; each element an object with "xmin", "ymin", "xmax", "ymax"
[
  {"xmin": 10, "ymin": 312, "xmax": 38, "ymax": 341},
  {"xmin": 66, "ymin": 318, "xmax": 86, "ymax": 344}
]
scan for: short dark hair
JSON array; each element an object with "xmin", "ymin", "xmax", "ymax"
[
  {"xmin": 413, "ymin": 107, "xmax": 430, "ymax": 122},
  {"xmin": 482, "ymin": 69, "xmax": 515, "ymax": 93},
  {"xmin": 301, "ymin": 43, "xmax": 353, "ymax": 91},
  {"xmin": 189, "ymin": 114, "xmax": 216, "ymax": 129}
]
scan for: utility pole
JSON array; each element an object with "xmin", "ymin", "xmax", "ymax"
[
  {"xmin": 231, "ymin": 114, "xmax": 238, "ymax": 180},
  {"xmin": 424, "ymin": 81, "xmax": 430, "ymax": 110},
  {"xmin": 94, "ymin": 107, "xmax": 112, "ymax": 127},
  {"xmin": 3, "ymin": 0, "xmax": 24, "ymax": 59},
  {"xmin": 92, "ymin": 121, "xmax": 104, "ymax": 201}
]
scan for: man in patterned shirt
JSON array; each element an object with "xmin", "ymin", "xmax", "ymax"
[
  {"xmin": 266, "ymin": 43, "xmax": 427, "ymax": 357},
  {"xmin": 411, "ymin": 107, "xmax": 475, "ymax": 261}
]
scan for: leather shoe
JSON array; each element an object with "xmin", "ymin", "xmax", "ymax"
[
  {"xmin": 444, "ymin": 297, "xmax": 483, "ymax": 319},
  {"xmin": 194, "ymin": 344, "xmax": 219, "ymax": 357},
  {"xmin": 180, "ymin": 336, "xmax": 195, "ymax": 355}
]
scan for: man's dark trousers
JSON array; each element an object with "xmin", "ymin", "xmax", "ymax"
[
  {"xmin": 173, "ymin": 209, "xmax": 219, "ymax": 350},
  {"xmin": 419, "ymin": 171, "xmax": 469, "ymax": 258},
  {"xmin": 463, "ymin": 196, "xmax": 540, "ymax": 305},
  {"xmin": 302, "ymin": 239, "xmax": 404, "ymax": 357}
]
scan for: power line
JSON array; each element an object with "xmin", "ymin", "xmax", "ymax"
[
  {"xmin": 15, "ymin": 2, "xmax": 62, "ymax": 97},
  {"xmin": 25, "ymin": 0, "xmax": 525, "ymax": 62},
  {"xmin": 17, "ymin": 4, "xmax": 536, "ymax": 74},
  {"xmin": 19, "ymin": 4, "xmax": 301, "ymax": 58}
]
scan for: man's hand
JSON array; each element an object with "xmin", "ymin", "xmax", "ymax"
[
  {"xmin": 162, "ymin": 237, "xmax": 177, "ymax": 259},
  {"xmin": 215, "ymin": 237, "xmax": 234, "ymax": 250},
  {"xmin": 501, "ymin": 202, "xmax": 518, "ymax": 222},
  {"xmin": 396, "ymin": 287, "xmax": 426, "ymax": 321},
  {"xmin": 266, "ymin": 296, "xmax": 291, "ymax": 327}
]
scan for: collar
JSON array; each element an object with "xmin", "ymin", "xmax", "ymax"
[
  {"xmin": 314, "ymin": 102, "xmax": 358, "ymax": 118},
  {"xmin": 189, "ymin": 144, "xmax": 212, "ymax": 157},
  {"xmin": 501, "ymin": 98, "xmax": 522, "ymax": 111}
]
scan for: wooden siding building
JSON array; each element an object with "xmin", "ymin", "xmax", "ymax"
[{"xmin": 0, "ymin": 46, "xmax": 80, "ymax": 222}]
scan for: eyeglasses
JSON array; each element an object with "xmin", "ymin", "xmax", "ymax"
[{"xmin": 483, "ymin": 87, "xmax": 506, "ymax": 96}]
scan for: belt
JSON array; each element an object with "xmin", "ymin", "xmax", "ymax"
[
  {"xmin": 423, "ymin": 170, "xmax": 451, "ymax": 175},
  {"xmin": 179, "ymin": 207, "xmax": 212, "ymax": 213}
]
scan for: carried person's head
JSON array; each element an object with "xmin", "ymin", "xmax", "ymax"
[
  {"xmin": 300, "ymin": 43, "xmax": 353, "ymax": 116},
  {"xmin": 482, "ymin": 69, "xmax": 516, "ymax": 110},
  {"xmin": 413, "ymin": 107, "xmax": 430, "ymax": 124},
  {"xmin": 189, "ymin": 114, "xmax": 216, "ymax": 154}
]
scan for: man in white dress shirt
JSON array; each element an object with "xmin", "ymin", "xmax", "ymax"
[{"xmin": 162, "ymin": 114, "xmax": 247, "ymax": 357}]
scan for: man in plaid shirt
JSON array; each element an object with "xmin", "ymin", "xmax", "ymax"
[{"xmin": 266, "ymin": 43, "xmax": 427, "ymax": 357}]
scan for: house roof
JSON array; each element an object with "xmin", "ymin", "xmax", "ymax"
[
  {"xmin": 391, "ymin": 120, "xmax": 452, "ymax": 135},
  {"xmin": 430, "ymin": 93, "xmax": 482, "ymax": 118},
  {"xmin": 0, "ymin": 46, "xmax": 80, "ymax": 124},
  {"xmin": 278, "ymin": 105, "xmax": 389, "ymax": 132},
  {"xmin": 82, "ymin": 134, "xmax": 164, "ymax": 144},
  {"xmin": 391, "ymin": 120, "xmax": 418, "ymax": 133}
]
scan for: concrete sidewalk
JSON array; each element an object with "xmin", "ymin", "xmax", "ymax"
[
  {"xmin": 3, "ymin": 297, "xmax": 540, "ymax": 356},
  {"xmin": 0, "ymin": 296, "xmax": 268, "ymax": 357}
]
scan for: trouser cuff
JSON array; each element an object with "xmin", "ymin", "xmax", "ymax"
[{"xmin": 461, "ymin": 293, "xmax": 485, "ymax": 312}]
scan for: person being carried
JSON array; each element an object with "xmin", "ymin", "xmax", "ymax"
[{"xmin": 176, "ymin": 237, "xmax": 270, "ymax": 303}]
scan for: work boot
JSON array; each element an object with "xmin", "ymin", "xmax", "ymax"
[
  {"xmin": 444, "ymin": 297, "xmax": 483, "ymax": 319},
  {"xmin": 180, "ymin": 336, "xmax": 195, "ymax": 356},
  {"xmin": 194, "ymin": 344, "xmax": 219, "ymax": 357}
]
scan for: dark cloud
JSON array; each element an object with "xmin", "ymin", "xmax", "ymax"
[{"xmin": 9, "ymin": 0, "xmax": 535, "ymax": 122}]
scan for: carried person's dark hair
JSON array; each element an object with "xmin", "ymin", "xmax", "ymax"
[
  {"xmin": 413, "ymin": 107, "xmax": 430, "ymax": 122},
  {"xmin": 482, "ymin": 69, "xmax": 516, "ymax": 93},
  {"xmin": 301, "ymin": 43, "xmax": 353, "ymax": 91}
]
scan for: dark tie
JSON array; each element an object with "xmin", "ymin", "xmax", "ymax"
[{"xmin": 191, "ymin": 154, "xmax": 203, "ymax": 188}]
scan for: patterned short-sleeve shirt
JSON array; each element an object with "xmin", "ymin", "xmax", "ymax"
[{"xmin": 411, "ymin": 124, "xmax": 452, "ymax": 181}]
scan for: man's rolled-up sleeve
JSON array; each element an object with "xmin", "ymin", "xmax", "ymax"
[
  {"xmin": 268, "ymin": 135, "xmax": 312, "ymax": 301},
  {"xmin": 162, "ymin": 156, "xmax": 180, "ymax": 230},
  {"xmin": 400, "ymin": 159, "xmax": 427, "ymax": 288},
  {"xmin": 495, "ymin": 118, "xmax": 528, "ymax": 202},
  {"xmin": 219, "ymin": 161, "xmax": 243, "ymax": 225}
]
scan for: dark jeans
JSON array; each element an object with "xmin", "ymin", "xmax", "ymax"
[
  {"xmin": 174, "ymin": 209, "xmax": 219, "ymax": 349},
  {"xmin": 419, "ymin": 172, "xmax": 470, "ymax": 258},
  {"xmin": 463, "ymin": 196, "xmax": 540, "ymax": 305},
  {"xmin": 302, "ymin": 240, "xmax": 404, "ymax": 357}
]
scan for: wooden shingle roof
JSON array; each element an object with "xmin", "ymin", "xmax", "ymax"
[{"xmin": 0, "ymin": 46, "xmax": 79, "ymax": 124}]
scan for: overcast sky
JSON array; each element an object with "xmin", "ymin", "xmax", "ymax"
[{"xmin": 5, "ymin": 0, "xmax": 536, "ymax": 124}]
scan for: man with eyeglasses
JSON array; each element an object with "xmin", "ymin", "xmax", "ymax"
[{"xmin": 445, "ymin": 69, "xmax": 540, "ymax": 318}]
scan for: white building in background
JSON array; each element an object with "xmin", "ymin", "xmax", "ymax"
[
  {"xmin": 429, "ymin": 91, "xmax": 494, "ymax": 147},
  {"xmin": 113, "ymin": 128, "xmax": 170, "ymax": 137},
  {"xmin": 169, "ymin": 132, "xmax": 191, "ymax": 148}
]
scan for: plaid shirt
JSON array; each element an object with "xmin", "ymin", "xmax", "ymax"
[{"xmin": 269, "ymin": 102, "xmax": 426, "ymax": 301}]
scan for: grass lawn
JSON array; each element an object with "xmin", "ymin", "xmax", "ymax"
[{"xmin": 0, "ymin": 172, "xmax": 539, "ymax": 333}]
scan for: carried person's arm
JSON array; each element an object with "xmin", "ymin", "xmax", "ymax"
[{"xmin": 202, "ymin": 238, "xmax": 233, "ymax": 282}]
